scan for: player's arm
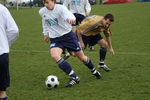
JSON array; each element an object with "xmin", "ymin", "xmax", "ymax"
[
  {"xmin": 60, "ymin": 5, "xmax": 76, "ymax": 24},
  {"xmin": 76, "ymin": 29, "xmax": 85, "ymax": 49},
  {"xmin": 85, "ymin": 0, "xmax": 91, "ymax": 17},
  {"xmin": 4, "ymin": 7, "xmax": 19, "ymax": 46},
  {"xmin": 104, "ymin": 31, "xmax": 115, "ymax": 56},
  {"xmin": 42, "ymin": 19, "xmax": 50, "ymax": 43},
  {"xmin": 63, "ymin": 0, "xmax": 69, "ymax": 8},
  {"xmin": 39, "ymin": 10, "xmax": 50, "ymax": 43}
]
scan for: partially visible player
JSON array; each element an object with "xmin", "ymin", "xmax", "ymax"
[
  {"xmin": 0, "ymin": 3, "xmax": 19, "ymax": 100},
  {"xmin": 39, "ymin": 0, "xmax": 101, "ymax": 88},
  {"xmin": 63, "ymin": 0, "xmax": 93, "ymax": 57},
  {"xmin": 63, "ymin": 0, "xmax": 91, "ymax": 33},
  {"xmin": 77, "ymin": 14, "xmax": 115, "ymax": 72}
]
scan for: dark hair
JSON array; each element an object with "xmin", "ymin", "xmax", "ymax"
[{"xmin": 104, "ymin": 13, "xmax": 114, "ymax": 22}]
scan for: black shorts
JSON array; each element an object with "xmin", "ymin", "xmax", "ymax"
[
  {"xmin": 72, "ymin": 13, "xmax": 85, "ymax": 26},
  {"xmin": 82, "ymin": 34, "xmax": 103, "ymax": 48},
  {"xmin": 0, "ymin": 53, "xmax": 10, "ymax": 91},
  {"xmin": 50, "ymin": 31, "xmax": 81, "ymax": 52}
]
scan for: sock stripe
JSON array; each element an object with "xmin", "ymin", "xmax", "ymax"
[
  {"xmin": 0, "ymin": 96, "xmax": 8, "ymax": 100},
  {"xmin": 69, "ymin": 70, "xmax": 74, "ymax": 76},
  {"xmin": 57, "ymin": 58, "xmax": 65, "ymax": 65}
]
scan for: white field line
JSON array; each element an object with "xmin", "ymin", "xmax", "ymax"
[
  {"xmin": 11, "ymin": 49, "xmax": 150, "ymax": 56},
  {"xmin": 11, "ymin": 50, "xmax": 49, "ymax": 53},
  {"xmin": 88, "ymin": 51, "xmax": 150, "ymax": 56}
]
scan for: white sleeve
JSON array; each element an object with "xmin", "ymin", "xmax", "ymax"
[
  {"xmin": 39, "ymin": 9, "xmax": 49, "ymax": 36},
  {"xmin": 85, "ymin": 0, "xmax": 91, "ymax": 13},
  {"xmin": 4, "ymin": 8, "xmax": 19, "ymax": 46},
  {"xmin": 60, "ymin": 5, "xmax": 76, "ymax": 21},
  {"xmin": 63, "ymin": 0, "xmax": 69, "ymax": 7},
  {"xmin": 42, "ymin": 19, "xmax": 49, "ymax": 36}
]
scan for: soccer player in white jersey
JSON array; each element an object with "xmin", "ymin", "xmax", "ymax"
[
  {"xmin": 39, "ymin": 0, "xmax": 101, "ymax": 87},
  {"xmin": 63, "ymin": 0, "xmax": 94, "ymax": 51},
  {"xmin": 0, "ymin": 3, "xmax": 19, "ymax": 100},
  {"xmin": 63, "ymin": 0, "xmax": 91, "ymax": 33}
]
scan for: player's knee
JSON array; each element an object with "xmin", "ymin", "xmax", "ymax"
[
  {"xmin": 78, "ymin": 55, "xmax": 88, "ymax": 62},
  {"xmin": 51, "ymin": 55, "xmax": 61, "ymax": 62},
  {"xmin": 101, "ymin": 41, "xmax": 108, "ymax": 48}
]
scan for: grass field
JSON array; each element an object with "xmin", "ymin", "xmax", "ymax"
[{"xmin": 7, "ymin": 2, "xmax": 150, "ymax": 100}]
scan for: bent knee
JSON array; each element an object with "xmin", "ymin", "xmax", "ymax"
[
  {"xmin": 99, "ymin": 40, "xmax": 108, "ymax": 48},
  {"xmin": 102, "ymin": 42, "xmax": 108, "ymax": 48},
  {"xmin": 51, "ymin": 54, "xmax": 61, "ymax": 62},
  {"xmin": 78, "ymin": 55, "xmax": 88, "ymax": 62}
]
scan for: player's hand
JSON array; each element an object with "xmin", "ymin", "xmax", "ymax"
[
  {"xmin": 109, "ymin": 48, "xmax": 115, "ymax": 56},
  {"xmin": 67, "ymin": 19, "xmax": 76, "ymax": 24},
  {"xmin": 44, "ymin": 35, "xmax": 49, "ymax": 43},
  {"xmin": 86, "ymin": 12, "xmax": 90, "ymax": 17}
]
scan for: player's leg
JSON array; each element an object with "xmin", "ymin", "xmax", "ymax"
[
  {"xmin": 88, "ymin": 45, "xmax": 95, "ymax": 51},
  {"xmin": 97, "ymin": 39, "xmax": 111, "ymax": 72},
  {"xmin": 50, "ymin": 47, "xmax": 79, "ymax": 81},
  {"xmin": 74, "ymin": 50, "xmax": 101, "ymax": 79},
  {"xmin": 0, "ymin": 91, "xmax": 8, "ymax": 100},
  {"xmin": 62, "ymin": 13, "xmax": 79, "ymax": 60},
  {"xmin": 0, "ymin": 53, "xmax": 9, "ymax": 100}
]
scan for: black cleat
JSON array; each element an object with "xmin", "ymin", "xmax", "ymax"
[
  {"xmin": 89, "ymin": 46, "xmax": 94, "ymax": 51},
  {"xmin": 98, "ymin": 65, "xmax": 111, "ymax": 72},
  {"xmin": 92, "ymin": 70, "xmax": 102, "ymax": 79},
  {"xmin": 65, "ymin": 77, "xmax": 80, "ymax": 87},
  {"xmin": 63, "ymin": 52, "xmax": 71, "ymax": 60}
]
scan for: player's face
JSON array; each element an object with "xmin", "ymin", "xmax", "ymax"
[
  {"xmin": 103, "ymin": 19, "xmax": 112, "ymax": 27},
  {"xmin": 44, "ymin": 0, "xmax": 55, "ymax": 10}
]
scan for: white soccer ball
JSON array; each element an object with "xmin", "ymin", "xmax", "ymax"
[{"xmin": 45, "ymin": 75, "xmax": 59, "ymax": 89}]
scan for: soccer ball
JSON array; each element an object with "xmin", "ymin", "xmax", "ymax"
[{"xmin": 45, "ymin": 75, "xmax": 59, "ymax": 89}]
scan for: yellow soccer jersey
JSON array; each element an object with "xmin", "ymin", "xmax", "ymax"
[{"xmin": 78, "ymin": 15, "xmax": 111, "ymax": 36}]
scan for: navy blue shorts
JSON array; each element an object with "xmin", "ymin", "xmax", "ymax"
[
  {"xmin": 72, "ymin": 13, "xmax": 85, "ymax": 26},
  {"xmin": 0, "ymin": 53, "xmax": 10, "ymax": 91},
  {"xmin": 50, "ymin": 31, "xmax": 81, "ymax": 52},
  {"xmin": 82, "ymin": 34, "xmax": 103, "ymax": 48}
]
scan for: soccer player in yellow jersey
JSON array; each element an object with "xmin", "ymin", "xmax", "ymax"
[{"xmin": 77, "ymin": 13, "xmax": 115, "ymax": 72}]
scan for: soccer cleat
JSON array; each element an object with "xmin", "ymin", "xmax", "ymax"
[
  {"xmin": 98, "ymin": 64, "xmax": 111, "ymax": 72},
  {"xmin": 65, "ymin": 77, "xmax": 80, "ymax": 87},
  {"xmin": 92, "ymin": 70, "xmax": 102, "ymax": 79},
  {"xmin": 89, "ymin": 46, "xmax": 94, "ymax": 51},
  {"xmin": 63, "ymin": 52, "xmax": 71, "ymax": 60}
]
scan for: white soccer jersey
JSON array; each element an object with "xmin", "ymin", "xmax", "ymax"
[
  {"xmin": 39, "ymin": 4, "xmax": 75, "ymax": 38},
  {"xmin": 0, "ymin": 4, "xmax": 19, "ymax": 55},
  {"xmin": 63, "ymin": 0, "xmax": 91, "ymax": 16}
]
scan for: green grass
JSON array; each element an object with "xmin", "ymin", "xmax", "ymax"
[{"xmin": 7, "ymin": 2, "xmax": 150, "ymax": 100}]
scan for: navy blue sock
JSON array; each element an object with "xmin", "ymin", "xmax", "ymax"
[
  {"xmin": 99, "ymin": 47, "xmax": 107, "ymax": 63},
  {"xmin": 83, "ymin": 58, "xmax": 95, "ymax": 70},
  {"xmin": 57, "ymin": 58, "xmax": 77, "ymax": 79},
  {"xmin": 0, "ymin": 96, "xmax": 8, "ymax": 100}
]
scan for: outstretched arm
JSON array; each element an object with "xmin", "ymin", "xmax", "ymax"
[{"xmin": 105, "ymin": 35, "xmax": 115, "ymax": 56}]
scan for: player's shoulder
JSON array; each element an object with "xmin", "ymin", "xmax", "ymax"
[
  {"xmin": 89, "ymin": 15, "xmax": 103, "ymax": 19},
  {"xmin": 39, "ymin": 7, "xmax": 47, "ymax": 15},
  {"xmin": 82, "ymin": 15, "xmax": 98, "ymax": 22},
  {"xmin": 55, "ymin": 4, "xmax": 66, "ymax": 10},
  {"xmin": 85, "ymin": 15, "xmax": 103, "ymax": 22},
  {"xmin": 0, "ymin": 4, "xmax": 8, "ymax": 13},
  {"xmin": 54, "ymin": 4, "xmax": 69, "ymax": 13}
]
